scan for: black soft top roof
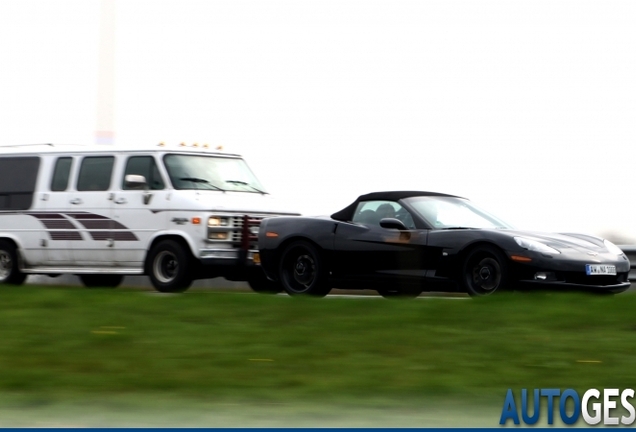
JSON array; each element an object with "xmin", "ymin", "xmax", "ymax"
[{"xmin": 331, "ymin": 190, "xmax": 461, "ymax": 221}]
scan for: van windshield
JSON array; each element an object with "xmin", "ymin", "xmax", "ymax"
[{"xmin": 163, "ymin": 154, "xmax": 268, "ymax": 193}]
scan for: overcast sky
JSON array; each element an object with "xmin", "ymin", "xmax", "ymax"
[{"xmin": 1, "ymin": 0, "xmax": 635, "ymax": 240}]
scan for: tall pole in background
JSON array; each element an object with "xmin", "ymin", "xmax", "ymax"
[{"xmin": 95, "ymin": 0, "xmax": 115, "ymax": 145}]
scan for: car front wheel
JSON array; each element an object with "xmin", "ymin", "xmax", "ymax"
[
  {"xmin": 462, "ymin": 245, "xmax": 509, "ymax": 296},
  {"xmin": 0, "ymin": 240, "xmax": 27, "ymax": 286},
  {"xmin": 147, "ymin": 240, "xmax": 193, "ymax": 293},
  {"xmin": 279, "ymin": 241, "xmax": 331, "ymax": 297}
]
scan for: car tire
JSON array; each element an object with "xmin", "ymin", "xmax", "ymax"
[
  {"xmin": 377, "ymin": 286, "xmax": 422, "ymax": 299},
  {"xmin": 461, "ymin": 245, "xmax": 509, "ymax": 296},
  {"xmin": 0, "ymin": 240, "xmax": 27, "ymax": 286},
  {"xmin": 147, "ymin": 240, "xmax": 193, "ymax": 293},
  {"xmin": 279, "ymin": 241, "xmax": 331, "ymax": 297},
  {"xmin": 79, "ymin": 274, "xmax": 123, "ymax": 288},
  {"xmin": 248, "ymin": 271, "xmax": 283, "ymax": 294}
]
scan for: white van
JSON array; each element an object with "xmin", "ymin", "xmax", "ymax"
[{"xmin": 0, "ymin": 143, "xmax": 298, "ymax": 292}]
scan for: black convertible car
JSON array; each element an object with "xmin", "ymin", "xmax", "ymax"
[{"xmin": 258, "ymin": 191, "xmax": 631, "ymax": 297}]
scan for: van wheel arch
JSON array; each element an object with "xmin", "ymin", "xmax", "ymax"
[{"xmin": 145, "ymin": 236, "xmax": 196, "ymax": 293}]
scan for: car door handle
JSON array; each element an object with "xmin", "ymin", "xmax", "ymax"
[
  {"xmin": 114, "ymin": 197, "xmax": 127, "ymax": 204},
  {"xmin": 69, "ymin": 198, "xmax": 83, "ymax": 205}
]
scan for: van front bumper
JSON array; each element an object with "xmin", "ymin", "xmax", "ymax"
[{"xmin": 199, "ymin": 248, "xmax": 260, "ymax": 266}]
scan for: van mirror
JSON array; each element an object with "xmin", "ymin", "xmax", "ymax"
[{"xmin": 125, "ymin": 174, "xmax": 147, "ymax": 190}]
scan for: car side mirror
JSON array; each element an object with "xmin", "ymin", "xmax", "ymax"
[
  {"xmin": 380, "ymin": 218, "xmax": 408, "ymax": 230},
  {"xmin": 125, "ymin": 174, "xmax": 147, "ymax": 190}
]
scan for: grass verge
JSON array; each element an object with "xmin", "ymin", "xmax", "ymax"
[{"xmin": 0, "ymin": 286, "xmax": 634, "ymax": 426}]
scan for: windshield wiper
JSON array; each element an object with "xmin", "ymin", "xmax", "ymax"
[
  {"xmin": 225, "ymin": 180, "xmax": 267, "ymax": 194},
  {"xmin": 179, "ymin": 177, "xmax": 225, "ymax": 191}
]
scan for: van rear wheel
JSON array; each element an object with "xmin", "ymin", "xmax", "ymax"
[
  {"xmin": 147, "ymin": 240, "xmax": 193, "ymax": 293},
  {"xmin": 0, "ymin": 240, "xmax": 27, "ymax": 286},
  {"xmin": 79, "ymin": 274, "xmax": 123, "ymax": 288}
]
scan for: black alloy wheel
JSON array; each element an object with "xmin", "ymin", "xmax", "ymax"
[
  {"xmin": 279, "ymin": 241, "xmax": 331, "ymax": 297},
  {"xmin": 462, "ymin": 245, "xmax": 509, "ymax": 296},
  {"xmin": 79, "ymin": 274, "xmax": 123, "ymax": 288},
  {"xmin": 147, "ymin": 240, "xmax": 193, "ymax": 293},
  {"xmin": 0, "ymin": 240, "xmax": 27, "ymax": 286}
]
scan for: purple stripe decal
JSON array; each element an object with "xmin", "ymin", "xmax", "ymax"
[
  {"xmin": 113, "ymin": 231, "xmax": 138, "ymax": 241},
  {"xmin": 75, "ymin": 220, "xmax": 112, "ymax": 229},
  {"xmin": 41, "ymin": 220, "xmax": 76, "ymax": 229},
  {"xmin": 67, "ymin": 213, "xmax": 109, "ymax": 220},
  {"xmin": 30, "ymin": 213, "xmax": 68, "ymax": 219},
  {"xmin": 88, "ymin": 231, "xmax": 138, "ymax": 241},
  {"xmin": 50, "ymin": 231, "xmax": 83, "ymax": 241}
]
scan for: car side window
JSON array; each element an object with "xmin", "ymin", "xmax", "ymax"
[
  {"xmin": 51, "ymin": 157, "xmax": 73, "ymax": 191},
  {"xmin": 352, "ymin": 200, "xmax": 416, "ymax": 229},
  {"xmin": 77, "ymin": 156, "xmax": 114, "ymax": 191},
  {"xmin": 123, "ymin": 156, "xmax": 165, "ymax": 190}
]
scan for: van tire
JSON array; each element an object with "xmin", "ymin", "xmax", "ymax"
[
  {"xmin": 79, "ymin": 274, "xmax": 123, "ymax": 288},
  {"xmin": 0, "ymin": 240, "xmax": 27, "ymax": 286},
  {"xmin": 147, "ymin": 240, "xmax": 193, "ymax": 293}
]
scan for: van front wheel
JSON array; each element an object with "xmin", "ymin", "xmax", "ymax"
[
  {"xmin": 147, "ymin": 240, "xmax": 193, "ymax": 293},
  {"xmin": 0, "ymin": 240, "xmax": 27, "ymax": 286}
]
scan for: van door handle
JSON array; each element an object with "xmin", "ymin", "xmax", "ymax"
[
  {"xmin": 114, "ymin": 198, "xmax": 127, "ymax": 204},
  {"xmin": 70, "ymin": 198, "xmax": 83, "ymax": 205}
]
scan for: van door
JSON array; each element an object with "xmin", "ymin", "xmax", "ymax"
[
  {"xmin": 111, "ymin": 155, "xmax": 169, "ymax": 269},
  {"xmin": 42, "ymin": 156, "xmax": 76, "ymax": 265},
  {"xmin": 67, "ymin": 155, "xmax": 115, "ymax": 266}
]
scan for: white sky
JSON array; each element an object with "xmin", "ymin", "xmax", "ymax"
[{"xmin": 1, "ymin": 0, "xmax": 635, "ymax": 240}]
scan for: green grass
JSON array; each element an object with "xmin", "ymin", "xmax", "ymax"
[{"xmin": 0, "ymin": 285, "xmax": 635, "ymax": 426}]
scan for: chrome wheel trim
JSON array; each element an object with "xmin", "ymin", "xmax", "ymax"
[{"xmin": 154, "ymin": 250, "xmax": 179, "ymax": 284}]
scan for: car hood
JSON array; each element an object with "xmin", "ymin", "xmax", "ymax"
[{"xmin": 498, "ymin": 229, "xmax": 610, "ymax": 253}]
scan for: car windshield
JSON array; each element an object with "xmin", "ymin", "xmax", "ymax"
[
  {"xmin": 405, "ymin": 196, "xmax": 512, "ymax": 229},
  {"xmin": 163, "ymin": 154, "xmax": 267, "ymax": 193}
]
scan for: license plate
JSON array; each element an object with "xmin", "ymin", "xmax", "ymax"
[
  {"xmin": 252, "ymin": 252, "xmax": 261, "ymax": 264},
  {"xmin": 585, "ymin": 264, "xmax": 616, "ymax": 275}
]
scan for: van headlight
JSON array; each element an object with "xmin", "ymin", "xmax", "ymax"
[
  {"xmin": 209, "ymin": 232, "xmax": 229, "ymax": 240},
  {"xmin": 208, "ymin": 216, "xmax": 229, "ymax": 227}
]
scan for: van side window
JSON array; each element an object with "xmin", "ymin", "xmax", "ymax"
[
  {"xmin": 0, "ymin": 157, "xmax": 40, "ymax": 210},
  {"xmin": 123, "ymin": 156, "xmax": 165, "ymax": 190},
  {"xmin": 77, "ymin": 156, "xmax": 114, "ymax": 191},
  {"xmin": 51, "ymin": 157, "xmax": 73, "ymax": 191}
]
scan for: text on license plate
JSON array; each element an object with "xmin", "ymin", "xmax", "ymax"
[{"xmin": 585, "ymin": 264, "xmax": 616, "ymax": 275}]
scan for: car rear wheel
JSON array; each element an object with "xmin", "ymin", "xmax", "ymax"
[
  {"xmin": 147, "ymin": 240, "xmax": 193, "ymax": 293},
  {"xmin": 279, "ymin": 241, "xmax": 331, "ymax": 297},
  {"xmin": 0, "ymin": 240, "xmax": 27, "ymax": 286},
  {"xmin": 79, "ymin": 274, "xmax": 123, "ymax": 288},
  {"xmin": 462, "ymin": 245, "xmax": 509, "ymax": 296},
  {"xmin": 248, "ymin": 271, "xmax": 283, "ymax": 294}
]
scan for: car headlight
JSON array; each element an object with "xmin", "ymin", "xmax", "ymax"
[
  {"xmin": 208, "ymin": 216, "xmax": 229, "ymax": 227},
  {"xmin": 603, "ymin": 239, "xmax": 624, "ymax": 256},
  {"xmin": 514, "ymin": 237, "xmax": 561, "ymax": 254}
]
